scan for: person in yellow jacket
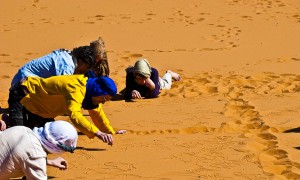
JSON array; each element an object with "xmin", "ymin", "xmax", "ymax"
[{"xmin": 6, "ymin": 75, "xmax": 126, "ymax": 146}]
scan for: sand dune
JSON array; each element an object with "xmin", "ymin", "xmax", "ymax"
[{"xmin": 1, "ymin": 0, "xmax": 300, "ymax": 179}]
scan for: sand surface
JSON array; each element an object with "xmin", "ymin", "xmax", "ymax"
[{"xmin": 1, "ymin": 0, "xmax": 300, "ymax": 179}]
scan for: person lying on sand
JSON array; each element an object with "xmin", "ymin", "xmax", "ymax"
[
  {"xmin": 0, "ymin": 121, "xmax": 78, "ymax": 179},
  {"xmin": 5, "ymin": 75, "xmax": 126, "ymax": 146},
  {"xmin": 11, "ymin": 37, "xmax": 109, "ymax": 87},
  {"xmin": 124, "ymin": 58, "xmax": 181, "ymax": 100}
]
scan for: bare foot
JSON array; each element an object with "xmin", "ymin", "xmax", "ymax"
[{"xmin": 167, "ymin": 70, "xmax": 181, "ymax": 81}]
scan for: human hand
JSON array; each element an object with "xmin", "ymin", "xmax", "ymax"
[
  {"xmin": 47, "ymin": 157, "xmax": 68, "ymax": 170},
  {"xmin": 145, "ymin": 78, "xmax": 155, "ymax": 90},
  {"xmin": 0, "ymin": 120, "xmax": 6, "ymax": 131},
  {"xmin": 95, "ymin": 130, "xmax": 113, "ymax": 146},
  {"xmin": 131, "ymin": 90, "xmax": 142, "ymax": 99},
  {"xmin": 115, "ymin": 130, "xmax": 127, "ymax": 134}
]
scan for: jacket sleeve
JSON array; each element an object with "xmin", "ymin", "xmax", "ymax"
[
  {"xmin": 68, "ymin": 106, "xmax": 99, "ymax": 139},
  {"xmin": 22, "ymin": 157, "xmax": 48, "ymax": 180},
  {"xmin": 65, "ymin": 83, "xmax": 99, "ymax": 139},
  {"xmin": 19, "ymin": 136, "xmax": 48, "ymax": 180},
  {"xmin": 88, "ymin": 105, "xmax": 115, "ymax": 134},
  {"xmin": 145, "ymin": 68, "xmax": 160, "ymax": 98}
]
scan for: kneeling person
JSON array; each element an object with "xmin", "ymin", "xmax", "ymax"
[
  {"xmin": 7, "ymin": 75, "xmax": 126, "ymax": 146},
  {"xmin": 0, "ymin": 121, "xmax": 78, "ymax": 179}
]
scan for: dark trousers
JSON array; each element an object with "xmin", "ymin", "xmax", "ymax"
[{"xmin": 8, "ymin": 84, "xmax": 54, "ymax": 129}]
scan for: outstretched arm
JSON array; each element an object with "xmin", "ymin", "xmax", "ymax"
[
  {"xmin": 89, "ymin": 106, "xmax": 127, "ymax": 145},
  {"xmin": 47, "ymin": 157, "xmax": 68, "ymax": 170},
  {"xmin": 88, "ymin": 105, "xmax": 115, "ymax": 134}
]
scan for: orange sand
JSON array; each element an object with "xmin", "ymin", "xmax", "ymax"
[{"xmin": 1, "ymin": 0, "xmax": 300, "ymax": 179}]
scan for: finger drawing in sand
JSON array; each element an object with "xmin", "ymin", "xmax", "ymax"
[
  {"xmin": 0, "ymin": 121, "xmax": 78, "ymax": 179},
  {"xmin": 6, "ymin": 75, "xmax": 126, "ymax": 146},
  {"xmin": 124, "ymin": 58, "xmax": 181, "ymax": 100},
  {"xmin": 1, "ymin": 0, "xmax": 300, "ymax": 179}
]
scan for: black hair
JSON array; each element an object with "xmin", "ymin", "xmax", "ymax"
[{"xmin": 71, "ymin": 46, "xmax": 95, "ymax": 67}]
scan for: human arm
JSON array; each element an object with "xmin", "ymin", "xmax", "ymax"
[
  {"xmin": 47, "ymin": 157, "xmax": 68, "ymax": 170},
  {"xmin": 145, "ymin": 78, "xmax": 155, "ymax": 90},
  {"xmin": 0, "ymin": 120, "xmax": 6, "ymax": 131},
  {"xmin": 95, "ymin": 130, "xmax": 113, "ymax": 146},
  {"xmin": 89, "ymin": 105, "xmax": 126, "ymax": 145},
  {"xmin": 88, "ymin": 106, "xmax": 127, "ymax": 134},
  {"xmin": 21, "ymin": 157, "xmax": 47, "ymax": 180},
  {"xmin": 145, "ymin": 68, "xmax": 160, "ymax": 98},
  {"xmin": 94, "ymin": 129, "xmax": 126, "ymax": 146},
  {"xmin": 69, "ymin": 109, "xmax": 115, "ymax": 145},
  {"xmin": 62, "ymin": 77, "xmax": 119, "ymax": 144},
  {"xmin": 57, "ymin": 76, "xmax": 104, "ymax": 139},
  {"xmin": 68, "ymin": 107, "xmax": 99, "ymax": 139},
  {"xmin": 131, "ymin": 90, "xmax": 142, "ymax": 99},
  {"xmin": 66, "ymin": 92, "xmax": 100, "ymax": 139},
  {"xmin": 88, "ymin": 105, "xmax": 115, "ymax": 134}
]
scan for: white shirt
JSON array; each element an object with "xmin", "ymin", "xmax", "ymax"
[{"xmin": 0, "ymin": 126, "xmax": 47, "ymax": 180}]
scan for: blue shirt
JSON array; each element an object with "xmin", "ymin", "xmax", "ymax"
[{"xmin": 11, "ymin": 49, "xmax": 75, "ymax": 87}]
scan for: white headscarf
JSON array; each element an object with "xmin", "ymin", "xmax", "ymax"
[
  {"xmin": 33, "ymin": 121, "xmax": 78, "ymax": 154},
  {"xmin": 133, "ymin": 58, "xmax": 152, "ymax": 78}
]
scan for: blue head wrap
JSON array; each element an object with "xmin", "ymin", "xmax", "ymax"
[{"xmin": 82, "ymin": 76, "xmax": 117, "ymax": 110}]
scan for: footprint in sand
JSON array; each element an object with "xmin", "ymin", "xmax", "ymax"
[
  {"xmin": 257, "ymin": 132, "xmax": 277, "ymax": 140},
  {"xmin": 0, "ymin": 61, "xmax": 11, "ymax": 64},
  {"xmin": 84, "ymin": 21, "xmax": 95, "ymax": 24},
  {"xmin": 128, "ymin": 54, "xmax": 143, "ymax": 58},
  {"xmin": 24, "ymin": 52, "xmax": 39, "ymax": 56},
  {"xmin": 266, "ymin": 149, "xmax": 288, "ymax": 160},
  {"xmin": 0, "ymin": 75, "xmax": 10, "ymax": 79}
]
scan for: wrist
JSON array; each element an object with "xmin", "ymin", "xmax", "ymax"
[
  {"xmin": 95, "ymin": 130, "xmax": 103, "ymax": 136},
  {"xmin": 148, "ymin": 85, "xmax": 155, "ymax": 90},
  {"xmin": 46, "ymin": 158, "xmax": 52, "ymax": 166}
]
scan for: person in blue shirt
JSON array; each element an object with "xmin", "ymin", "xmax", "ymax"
[
  {"xmin": 2, "ymin": 38, "xmax": 111, "ymax": 129},
  {"xmin": 124, "ymin": 58, "xmax": 181, "ymax": 100},
  {"xmin": 11, "ymin": 47, "xmax": 95, "ymax": 87},
  {"xmin": 11, "ymin": 37, "xmax": 110, "ymax": 87}
]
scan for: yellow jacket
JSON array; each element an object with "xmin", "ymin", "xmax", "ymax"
[{"xmin": 20, "ymin": 75, "xmax": 115, "ymax": 139}]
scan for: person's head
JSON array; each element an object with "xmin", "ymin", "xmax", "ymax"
[
  {"xmin": 90, "ymin": 37, "xmax": 110, "ymax": 76},
  {"xmin": 33, "ymin": 121, "xmax": 78, "ymax": 154},
  {"xmin": 82, "ymin": 76, "xmax": 117, "ymax": 109},
  {"xmin": 134, "ymin": 73, "xmax": 148, "ymax": 85},
  {"xmin": 71, "ymin": 46, "xmax": 96, "ymax": 74},
  {"xmin": 133, "ymin": 58, "xmax": 152, "ymax": 85}
]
